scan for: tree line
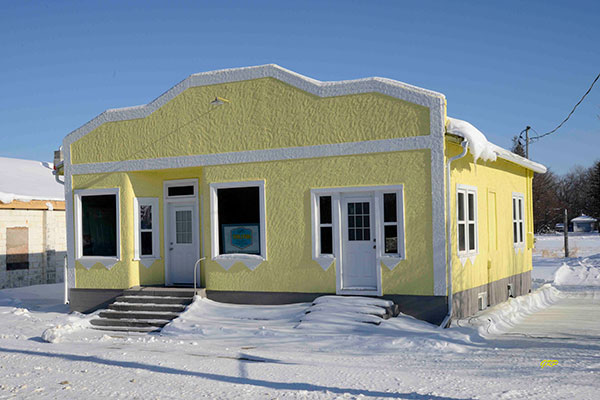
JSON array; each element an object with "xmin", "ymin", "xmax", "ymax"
[{"xmin": 512, "ymin": 137, "xmax": 600, "ymax": 233}]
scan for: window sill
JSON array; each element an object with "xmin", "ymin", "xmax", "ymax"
[
  {"xmin": 458, "ymin": 253, "xmax": 478, "ymax": 266},
  {"xmin": 76, "ymin": 257, "xmax": 120, "ymax": 270},
  {"xmin": 513, "ymin": 244, "xmax": 526, "ymax": 253},
  {"xmin": 313, "ymin": 255, "xmax": 335, "ymax": 271},
  {"xmin": 134, "ymin": 257, "xmax": 161, "ymax": 268},
  {"xmin": 213, "ymin": 253, "xmax": 266, "ymax": 271},
  {"xmin": 379, "ymin": 255, "xmax": 405, "ymax": 270}
]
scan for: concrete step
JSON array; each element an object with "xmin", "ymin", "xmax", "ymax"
[
  {"xmin": 91, "ymin": 326, "xmax": 161, "ymax": 333},
  {"xmin": 99, "ymin": 310, "xmax": 180, "ymax": 321},
  {"xmin": 109, "ymin": 302, "xmax": 187, "ymax": 313},
  {"xmin": 90, "ymin": 318, "xmax": 171, "ymax": 328},
  {"xmin": 115, "ymin": 295, "xmax": 193, "ymax": 305},
  {"xmin": 123, "ymin": 288, "xmax": 196, "ymax": 298}
]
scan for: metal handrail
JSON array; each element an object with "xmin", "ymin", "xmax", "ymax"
[
  {"xmin": 63, "ymin": 255, "xmax": 69, "ymax": 305},
  {"xmin": 193, "ymin": 257, "xmax": 206, "ymax": 293}
]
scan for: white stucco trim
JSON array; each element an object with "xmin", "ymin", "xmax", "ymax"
[
  {"xmin": 70, "ymin": 135, "xmax": 435, "ymax": 175},
  {"xmin": 209, "ymin": 180, "xmax": 267, "ymax": 271}
]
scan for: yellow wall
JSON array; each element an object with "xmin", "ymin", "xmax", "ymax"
[
  {"xmin": 72, "ymin": 150, "xmax": 436, "ymax": 295},
  {"xmin": 72, "ymin": 168, "xmax": 203, "ymax": 289},
  {"xmin": 447, "ymin": 139, "xmax": 533, "ymax": 294},
  {"xmin": 70, "ymin": 78, "xmax": 430, "ymax": 164},
  {"xmin": 202, "ymin": 150, "xmax": 434, "ymax": 295}
]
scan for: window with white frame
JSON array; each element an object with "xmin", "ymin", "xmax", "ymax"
[
  {"xmin": 318, "ymin": 196, "xmax": 333, "ymax": 255},
  {"xmin": 512, "ymin": 193, "xmax": 525, "ymax": 247},
  {"xmin": 457, "ymin": 186, "xmax": 477, "ymax": 256},
  {"xmin": 210, "ymin": 181, "xmax": 266, "ymax": 259},
  {"xmin": 75, "ymin": 189, "xmax": 120, "ymax": 259},
  {"xmin": 311, "ymin": 185, "xmax": 406, "ymax": 266},
  {"xmin": 134, "ymin": 197, "xmax": 160, "ymax": 259}
]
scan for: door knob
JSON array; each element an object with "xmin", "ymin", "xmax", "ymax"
[{"xmin": 169, "ymin": 248, "xmax": 174, "ymax": 251}]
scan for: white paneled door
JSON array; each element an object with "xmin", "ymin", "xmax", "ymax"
[{"xmin": 167, "ymin": 203, "xmax": 197, "ymax": 284}]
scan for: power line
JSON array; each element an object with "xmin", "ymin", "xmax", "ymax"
[{"xmin": 529, "ymin": 72, "xmax": 600, "ymax": 141}]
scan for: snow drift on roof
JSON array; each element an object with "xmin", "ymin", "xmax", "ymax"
[
  {"xmin": 446, "ymin": 117, "xmax": 497, "ymax": 162},
  {"xmin": 571, "ymin": 214, "xmax": 597, "ymax": 222},
  {"xmin": 0, "ymin": 157, "xmax": 64, "ymax": 204}
]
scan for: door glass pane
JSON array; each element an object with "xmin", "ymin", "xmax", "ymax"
[
  {"xmin": 458, "ymin": 193, "xmax": 465, "ymax": 221},
  {"xmin": 383, "ymin": 193, "xmax": 397, "ymax": 223},
  {"xmin": 384, "ymin": 225, "xmax": 398, "ymax": 254},
  {"xmin": 458, "ymin": 224, "xmax": 466, "ymax": 251},
  {"xmin": 468, "ymin": 223, "xmax": 476, "ymax": 250},
  {"xmin": 175, "ymin": 210, "xmax": 192, "ymax": 244},
  {"xmin": 320, "ymin": 227, "xmax": 333, "ymax": 255},
  {"xmin": 319, "ymin": 196, "xmax": 332, "ymax": 224},
  {"xmin": 347, "ymin": 201, "xmax": 370, "ymax": 241}
]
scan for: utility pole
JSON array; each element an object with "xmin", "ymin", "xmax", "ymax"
[
  {"xmin": 564, "ymin": 209, "xmax": 569, "ymax": 258},
  {"xmin": 525, "ymin": 126, "xmax": 531, "ymax": 159}
]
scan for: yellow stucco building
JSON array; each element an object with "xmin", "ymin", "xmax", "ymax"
[{"xmin": 61, "ymin": 65, "xmax": 546, "ymax": 324}]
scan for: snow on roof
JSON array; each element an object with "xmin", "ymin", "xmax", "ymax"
[
  {"xmin": 0, "ymin": 157, "xmax": 65, "ymax": 204},
  {"xmin": 446, "ymin": 117, "xmax": 547, "ymax": 174},
  {"xmin": 571, "ymin": 214, "xmax": 597, "ymax": 223}
]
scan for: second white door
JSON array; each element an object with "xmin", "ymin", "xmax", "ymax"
[
  {"xmin": 168, "ymin": 203, "xmax": 197, "ymax": 285},
  {"xmin": 341, "ymin": 196, "xmax": 377, "ymax": 290}
]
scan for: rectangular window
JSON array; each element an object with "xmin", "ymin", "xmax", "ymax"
[
  {"xmin": 319, "ymin": 196, "xmax": 333, "ymax": 255},
  {"xmin": 383, "ymin": 193, "xmax": 399, "ymax": 255},
  {"xmin": 210, "ymin": 182, "xmax": 266, "ymax": 259},
  {"xmin": 457, "ymin": 186, "xmax": 477, "ymax": 256},
  {"xmin": 512, "ymin": 193, "xmax": 525, "ymax": 247},
  {"xmin": 81, "ymin": 194, "xmax": 117, "ymax": 257},
  {"xmin": 167, "ymin": 185, "xmax": 194, "ymax": 197},
  {"xmin": 134, "ymin": 197, "xmax": 159, "ymax": 259},
  {"xmin": 6, "ymin": 227, "xmax": 29, "ymax": 270}
]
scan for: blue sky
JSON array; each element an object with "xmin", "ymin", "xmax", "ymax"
[{"xmin": 1, "ymin": 0, "xmax": 598, "ymax": 174}]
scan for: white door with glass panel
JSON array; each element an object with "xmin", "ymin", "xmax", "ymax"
[
  {"xmin": 341, "ymin": 196, "xmax": 377, "ymax": 290},
  {"xmin": 168, "ymin": 204, "xmax": 197, "ymax": 284}
]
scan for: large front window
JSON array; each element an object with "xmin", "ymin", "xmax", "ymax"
[
  {"xmin": 210, "ymin": 181, "xmax": 266, "ymax": 260},
  {"xmin": 76, "ymin": 190, "xmax": 119, "ymax": 258}
]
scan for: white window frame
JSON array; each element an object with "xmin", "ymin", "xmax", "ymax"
[
  {"xmin": 74, "ymin": 188, "xmax": 120, "ymax": 268},
  {"xmin": 512, "ymin": 192, "xmax": 525, "ymax": 250},
  {"xmin": 133, "ymin": 197, "xmax": 160, "ymax": 264},
  {"xmin": 209, "ymin": 180, "xmax": 267, "ymax": 270},
  {"xmin": 311, "ymin": 184, "xmax": 406, "ymax": 274},
  {"xmin": 456, "ymin": 184, "xmax": 478, "ymax": 263}
]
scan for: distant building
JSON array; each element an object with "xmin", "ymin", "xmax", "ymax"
[
  {"xmin": 571, "ymin": 214, "xmax": 597, "ymax": 233},
  {"xmin": 0, "ymin": 157, "xmax": 66, "ymax": 288}
]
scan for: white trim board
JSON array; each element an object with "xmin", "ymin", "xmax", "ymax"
[{"xmin": 70, "ymin": 135, "xmax": 435, "ymax": 175}]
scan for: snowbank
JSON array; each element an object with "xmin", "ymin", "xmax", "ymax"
[
  {"xmin": 446, "ymin": 117, "xmax": 497, "ymax": 162},
  {"xmin": 554, "ymin": 258, "xmax": 600, "ymax": 286},
  {"xmin": 0, "ymin": 157, "xmax": 64, "ymax": 203},
  {"xmin": 457, "ymin": 284, "xmax": 561, "ymax": 336},
  {"xmin": 41, "ymin": 312, "xmax": 96, "ymax": 343}
]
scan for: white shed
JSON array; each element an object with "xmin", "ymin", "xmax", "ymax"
[{"xmin": 571, "ymin": 214, "xmax": 598, "ymax": 233}]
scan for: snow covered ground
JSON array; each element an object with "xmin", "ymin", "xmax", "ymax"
[{"xmin": 1, "ymin": 236, "xmax": 599, "ymax": 399}]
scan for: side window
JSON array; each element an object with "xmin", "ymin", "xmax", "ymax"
[
  {"xmin": 382, "ymin": 192, "xmax": 403, "ymax": 257},
  {"xmin": 318, "ymin": 196, "xmax": 333, "ymax": 255},
  {"xmin": 512, "ymin": 193, "xmax": 525, "ymax": 247},
  {"xmin": 457, "ymin": 186, "xmax": 478, "ymax": 256},
  {"xmin": 134, "ymin": 198, "xmax": 160, "ymax": 259}
]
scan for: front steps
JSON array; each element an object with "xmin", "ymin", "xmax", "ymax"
[
  {"xmin": 90, "ymin": 287, "xmax": 202, "ymax": 333},
  {"xmin": 298, "ymin": 296, "xmax": 400, "ymax": 328}
]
